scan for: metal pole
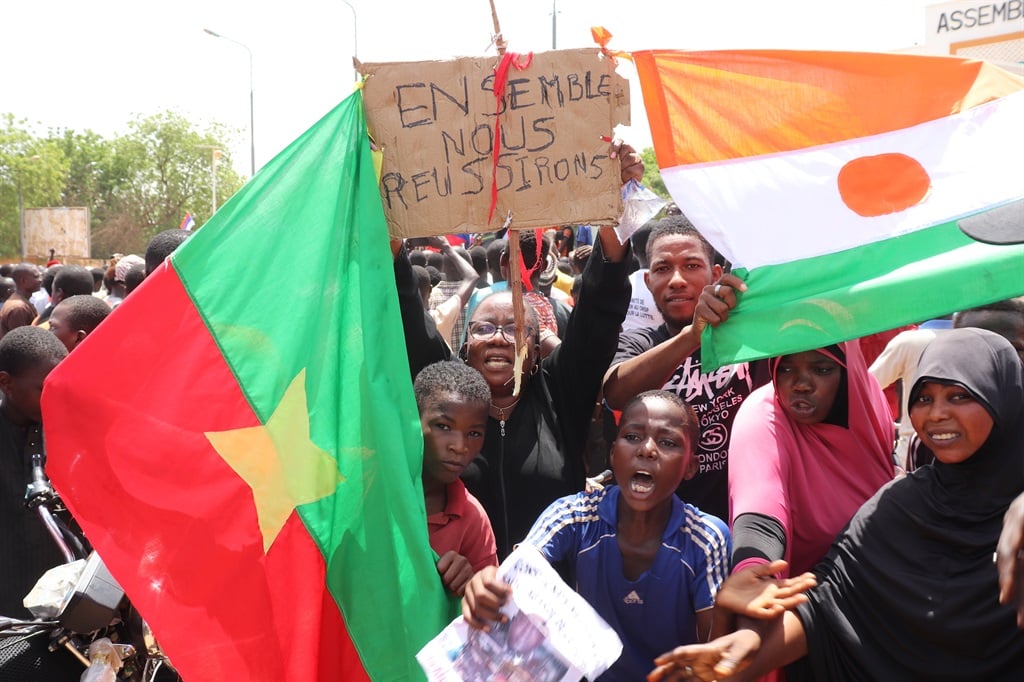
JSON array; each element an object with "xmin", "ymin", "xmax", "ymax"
[
  {"xmin": 204, "ymin": 29, "xmax": 256, "ymax": 177},
  {"xmin": 198, "ymin": 145, "xmax": 221, "ymax": 214},
  {"xmin": 341, "ymin": 1, "xmax": 358, "ymax": 81},
  {"xmin": 552, "ymin": 0, "xmax": 557, "ymax": 50}
]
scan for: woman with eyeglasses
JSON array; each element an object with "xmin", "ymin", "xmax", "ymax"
[{"xmin": 395, "ymin": 144, "xmax": 641, "ymax": 559}]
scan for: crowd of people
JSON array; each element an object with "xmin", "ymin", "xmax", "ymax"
[
  {"xmin": 0, "ymin": 229, "xmax": 189, "ymax": 678},
  {"xmin": 0, "ymin": 229, "xmax": 191, "ymax": 346},
  {"xmin": 441, "ymin": 221, "xmax": 1024, "ymax": 679},
  {"xmin": 2, "ymin": 140, "xmax": 1023, "ymax": 681},
  {"xmin": 401, "ymin": 145, "xmax": 1024, "ymax": 680}
]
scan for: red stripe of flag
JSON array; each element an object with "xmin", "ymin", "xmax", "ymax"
[{"xmin": 43, "ymin": 267, "xmax": 368, "ymax": 680}]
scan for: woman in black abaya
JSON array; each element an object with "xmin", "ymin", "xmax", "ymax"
[{"xmin": 650, "ymin": 327, "xmax": 1024, "ymax": 682}]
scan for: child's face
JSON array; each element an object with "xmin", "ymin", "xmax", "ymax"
[
  {"xmin": 910, "ymin": 381, "xmax": 994, "ymax": 465},
  {"xmin": 0, "ymin": 360, "xmax": 59, "ymax": 425},
  {"xmin": 420, "ymin": 391, "xmax": 488, "ymax": 486},
  {"xmin": 48, "ymin": 305, "xmax": 80, "ymax": 352},
  {"xmin": 610, "ymin": 396, "xmax": 697, "ymax": 512}
]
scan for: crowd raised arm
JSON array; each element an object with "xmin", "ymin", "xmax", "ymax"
[
  {"xmin": 382, "ymin": 129, "xmax": 1024, "ymax": 679},
  {"xmin": 395, "ymin": 142, "xmax": 637, "ymax": 560}
]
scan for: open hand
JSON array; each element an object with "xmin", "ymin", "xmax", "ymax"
[
  {"xmin": 716, "ymin": 561, "xmax": 816, "ymax": 619},
  {"xmin": 648, "ymin": 629, "xmax": 761, "ymax": 681}
]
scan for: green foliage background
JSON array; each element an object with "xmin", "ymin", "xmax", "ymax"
[
  {"xmin": 640, "ymin": 147, "xmax": 668, "ymax": 199},
  {"xmin": 0, "ymin": 112, "xmax": 245, "ymax": 259}
]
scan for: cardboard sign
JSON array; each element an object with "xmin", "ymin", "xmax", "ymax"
[{"xmin": 359, "ymin": 49, "xmax": 630, "ymax": 238}]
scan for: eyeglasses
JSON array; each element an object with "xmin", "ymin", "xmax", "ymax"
[{"xmin": 468, "ymin": 322, "xmax": 535, "ymax": 343}]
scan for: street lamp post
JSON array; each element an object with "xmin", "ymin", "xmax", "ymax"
[
  {"xmin": 204, "ymin": 28, "xmax": 256, "ymax": 178},
  {"xmin": 341, "ymin": 1, "xmax": 358, "ymax": 81}
]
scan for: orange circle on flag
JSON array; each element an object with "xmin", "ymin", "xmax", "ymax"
[{"xmin": 837, "ymin": 153, "xmax": 931, "ymax": 217}]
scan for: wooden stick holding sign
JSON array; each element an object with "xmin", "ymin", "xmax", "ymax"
[
  {"xmin": 488, "ymin": 0, "xmax": 506, "ymax": 55},
  {"xmin": 360, "ymin": 9, "xmax": 630, "ymax": 396},
  {"xmin": 486, "ymin": 0, "xmax": 529, "ymax": 394}
]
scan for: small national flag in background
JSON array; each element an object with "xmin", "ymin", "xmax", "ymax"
[
  {"xmin": 42, "ymin": 90, "xmax": 455, "ymax": 680},
  {"xmin": 179, "ymin": 212, "xmax": 195, "ymax": 232},
  {"xmin": 633, "ymin": 50, "xmax": 1024, "ymax": 370}
]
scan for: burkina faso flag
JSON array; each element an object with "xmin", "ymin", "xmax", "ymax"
[{"xmin": 42, "ymin": 89, "xmax": 456, "ymax": 680}]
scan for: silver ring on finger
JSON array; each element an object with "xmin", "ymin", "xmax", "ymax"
[
  {"xmin": 713, "ymin": 284, "xmax": 722, "ymax": 298},
  {"xmin": 683, "ymin": 665, "xmax": 694, "ymax": 676}
]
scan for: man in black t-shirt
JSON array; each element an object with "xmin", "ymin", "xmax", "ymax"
[{"xmin": 603, "ymin": 216, "xmax": 769, "ymax": 520}]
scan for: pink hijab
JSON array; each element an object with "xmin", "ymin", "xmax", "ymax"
[{"xmin": 729, "ymin": 341, "xmax": 895, "ymax": 576}]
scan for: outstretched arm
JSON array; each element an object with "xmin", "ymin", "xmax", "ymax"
[
  {"xmin": 603, "ymin": 273, "xmax": 747, "ymax": 409},
  {"xmin": 429, "ymin": 236, "xmax": 481, "ymax": 310},
  {"xmin": 392, "ymin": 239, "xmax": 451, "ymax": 378},
  {"xmin": 648, "ymin": 611, "xmax": 808, "ymax": 682},
  {"xmin": 715, "ymin": 560, "xmax": 816, "ymax": 620},
  {"xmin": 595, "ymin": 139, "xmax": 645, "ymax": 264}
]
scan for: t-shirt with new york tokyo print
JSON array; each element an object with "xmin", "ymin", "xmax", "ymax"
[{"xmin": 612, "ymin": 324, "xmax": 771, "ymax": 521}]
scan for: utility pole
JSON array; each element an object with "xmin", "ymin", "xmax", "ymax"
[
  {"xmin": 341, "ymin": 1, "xmax": 358, "ymax": 81},
  {"xmin": 198, "ymin": 146, "xmax": 222, "ymax": 214},
  {"xmin": 551, "ymin": 0, "xmax": 557, "ymax": 49},
  {"xmin": 204, "ymin": 29, "xmax": 255, "ymax": 177}
]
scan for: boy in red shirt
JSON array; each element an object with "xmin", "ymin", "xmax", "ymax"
[{"xmin": 414, "ymin": 360, "xmax": 498, "ymax": 595}]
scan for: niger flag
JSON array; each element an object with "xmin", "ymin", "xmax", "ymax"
[
  {"xmin": 634, "ymin": 50, "xmax": 1024, "ymax": 369},
  {"xmin": 41, "ymin": 90, "xmax": 455, "ymax": 679}
]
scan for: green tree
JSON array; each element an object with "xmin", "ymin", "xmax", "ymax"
[
  {"xmin": 640, "ymin": 147, "xmax": 668, "ymax": 199},
  {"xmin": 93, "ymin": 112, "xmax": 244, "ymax": 256},
  {"xmin": 51, "ymin": 128, "xmax": 117, "ymax": 237},
  {"xmin": 0, "ymin": 115, "xmax": 69, "ymax": 258},
  {"xmin": 0, "ymin": 111, "xmax": 248, "ymax": 260}
]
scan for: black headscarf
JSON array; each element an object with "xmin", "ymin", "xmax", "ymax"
[{"xmin": 795, "ymin": 328, "xmax": 1024, "ymax": 681}]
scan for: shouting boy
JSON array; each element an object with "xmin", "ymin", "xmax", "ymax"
[{"xmin": 463, "ymin": 390, "xmax": 731, "ymax": 681}]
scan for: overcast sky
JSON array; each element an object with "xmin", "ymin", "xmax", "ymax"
[{"xmin": 2, "ymin": 0, "xmax": 936, "ymax": 174}]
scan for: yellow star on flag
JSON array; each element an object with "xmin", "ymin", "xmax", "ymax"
[{"xmin": 206, "ymin": 369, "xmax": 342, "ymax": 552}]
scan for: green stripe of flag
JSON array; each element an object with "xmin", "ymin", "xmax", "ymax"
[
  {"xmin": 171, "ymin": 90, "xmax": 455, "ymax": 679},
  {"xmin": 702, "ymin": 218, "xmax": 1024, "ymax": 370}
]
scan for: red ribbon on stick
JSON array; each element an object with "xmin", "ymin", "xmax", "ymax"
[{"xmin": 488, "ymin": 51, "xmax": 533, "ymax": 224}]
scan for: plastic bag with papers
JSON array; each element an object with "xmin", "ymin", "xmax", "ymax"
[
  {"xmin": 615, "ymin": 179, "xmax": 667, "ymax": 243},
  {"xmin": 417, "ymin": 546, "xmax": 623, "ymax": 681},
  {"xmin": 79, "ymin": 638, "xmax": 124, "ymax": 682},
  {"xmin": 23, "ymin": 559, "xmax": 87, "ymax": 618}
]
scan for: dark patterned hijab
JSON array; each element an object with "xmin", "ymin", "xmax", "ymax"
[
  {"xmin": 909, "ymin": 327, "xmax": 1024, "ymax": 519},
  {"xmin": 796, "ymin": 328, "xmax": 1024, "ymax": 680}
]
